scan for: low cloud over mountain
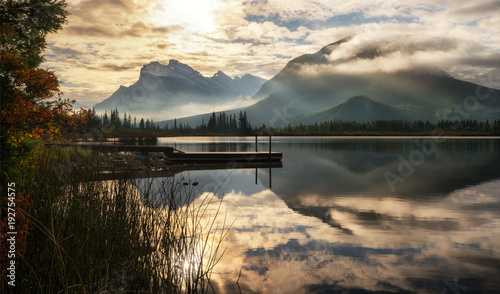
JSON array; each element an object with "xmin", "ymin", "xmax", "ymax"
[
  {"xmin": 160, "ymin": 37, "xmax": 500, "ymax": 128},
  {"xmin": 94, "ymin": 60, "xmax": 266, "ymax": 120}
]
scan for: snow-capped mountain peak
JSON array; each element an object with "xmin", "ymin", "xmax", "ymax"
[
  {"xmin": 95, "ymin": 60, "xmax": 267, "ymax": 118},
  {"xmin": 212, "ymin": 70, "xmax": 233, "ymax": 82},
  {"xmin": 140, "ymin": 60, "xmax": 204, "ymax": 81}
]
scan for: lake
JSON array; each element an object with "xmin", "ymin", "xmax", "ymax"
[{"xmin": 152, "ymin": 136, "xmax": 500, "ymax": 293}]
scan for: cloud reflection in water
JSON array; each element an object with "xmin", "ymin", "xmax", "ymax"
[
  {"xmin": 150, "ymin": 137, "xmax": 500, "ymax": 293},
  {"xmin": 197, "ymin": 180, "xmax": 500, "ymax": 293}
]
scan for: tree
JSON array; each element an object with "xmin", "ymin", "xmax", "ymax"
[
  {"xmin": 1, "ymin": 0, "xmax": 86, "ymax": 145},
  {"xmin": 123, "ymin": 113, "xmax": 129, "ymax": 129},
  {"xmin": 102, "ymin": 111, "xmax": 109, "ymax": 126},
  {"xmin": 0, "ymin": 0, "xmax": 69, "ymax": 68},
  {"xmin": 207, "ymin": 112, "xmax": 216, "ymax": 132},
  {"xmin": 110, "ymin": 109, "xmax": 121, "ymax": 130}
]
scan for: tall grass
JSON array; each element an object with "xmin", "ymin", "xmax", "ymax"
[{"xmin": 1, "ymin": 145, "xmax": 230, "ymax": 293}]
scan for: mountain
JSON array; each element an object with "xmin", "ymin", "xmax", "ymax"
[
  {"xmin": 94, "ymin": 60, "xmax": 266, "ymax": 118},
  {"xmin": 243, "ymin": 38, "xmax": 500, "ymax": 126},
  {"xmin": 293, "ymin": 95, "xmax": 409, "ymax": 124},
  {"xmin": 160, "ymin": 38, "xmax": 500, "ymax": 128}
]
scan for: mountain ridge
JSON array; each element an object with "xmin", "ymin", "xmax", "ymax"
[
  {"xmin": 94, "ymin": 60, "xmax": 267, "ymax": 119},
  {"xmin": 93, "ymin": 38, "xmax": 500, "ymax": 128},
  {"xmin": 292, "ymin": 96, "xmax": 409, "ymax": 124},
  {"xmin": 237, "ymin": 38, "xmax": 500, "ymax": 126},
  {"xmin": 158, "ymin": 37, "xmax": 499, "ymax": 128}
]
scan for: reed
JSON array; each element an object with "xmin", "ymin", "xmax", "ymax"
[{"xmin": 1, "ymin": 145, "xmax": 230, "ymax": 293}]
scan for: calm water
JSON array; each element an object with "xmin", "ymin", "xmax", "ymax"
[{"xmin": 154, "ymin": 136, "xmax": 500, "ymax": 293}]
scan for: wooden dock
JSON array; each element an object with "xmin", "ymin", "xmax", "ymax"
[
  {"xmin": 98, "ymin": 161, "xmax": 283, "ymax": 180},
  {"xmin": 45, "ymin": 143, "xmax": 282, "ymax": 163},
  {"xmin": 45, "ymin": 143, "xmax": 175, "ymax": 154},
  {"xmin": 168, "ymin": 151, "xmax": 282, "ymax": 163}
]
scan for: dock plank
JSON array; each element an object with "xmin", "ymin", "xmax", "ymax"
[
  {"xmin": 168, "ymin": 151, "xmax": 282, "ymax": 163},
  {"xmin": 45, "ymin": 143, "xmax": 282, "ymax": 163}
]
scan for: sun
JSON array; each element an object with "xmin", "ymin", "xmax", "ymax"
[{"xmin": 154, "ymin": 0, "xmax": 222, "ymax": 34}]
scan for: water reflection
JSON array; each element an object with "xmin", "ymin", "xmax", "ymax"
[{"xmin": 154, "ymin": 137, "xmax": 500, "ymax": 293}]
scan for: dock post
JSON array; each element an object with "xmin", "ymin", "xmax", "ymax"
[
  {"xmin": 269, "ymin": 133, "xmax": 271, "ymax": 161},
  {"xmin": 269, "ymin": 132, "xmax": 272, "ymax": 188},
  {"xmin": 269, "ymin": 164, "xmax": 272, "ymax": 189},
  {"xmin": 255, "ymin": 134, "xmax": 258, "ymax": 152}
]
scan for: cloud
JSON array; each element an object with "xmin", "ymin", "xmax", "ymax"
[
  {"xmin": 444, "ymin": 0, "xmax": 500, "ymax": 20},
  {"xmin": 122, "ymin": 22, "xmax": 184, "ymax": 38},
  {"xmin": 67, "ymin": 0, "xmax": 135, "ymax": 23},
  {"xmin": 149, "ymin": 41, "xmax": 173, "ymax": 50},
  {"xmin": 95, "ymin": 63, "xmax": 141, "ymax": 72},
  {"xmin": 64, "ymin": 22, "xmax": 183, "ymax": 39},
  {"xmin": 294, "ymin": 22, "xmax": 500, "ymax": 88},
  {"xmin": 221, "ymin": 21, "xmax": 308, "ymax": 44},
  {"xmin": 237, "ymin": 0, "xmax": 444, "ymax": 22},
  {"xmin": 65, "ymin": 24, "xmax": 116, "ymax": 38},
  {"xmin": 134, "ymin": 96, "xmax": 264, "ymax": 121},
  {"xmin": 190, "ymin": 176, "xmax": 500, "ymax": 293},
  {"xmin": 459, "ymin": 54, "xmax": 500, "ymax": 69},
  {"xmin": 479, "ymin": 15, "xmax": 500, "ymax": 32},
  {"xmin": 49, "ymin": 45, "xmax": 84, "ymax": 57},
  {"xmin": 41, "ymin": 0, "xmax": 500, "ymax": 110}
]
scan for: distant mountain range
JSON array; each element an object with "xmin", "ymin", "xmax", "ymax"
[
  {"xmin": 95, "ymin": 38, "xmax": 500, "ymax": 127},
  {"xmin": 160, "ymin": 38, "xmax": 499, "ymax": 128},
  {"xmin": 95, "ymin": 60, "xmax": 266, "ymax": 118}
]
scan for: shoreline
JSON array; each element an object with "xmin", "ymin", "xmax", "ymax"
[{"xmin": 62, "ymin": 132, "xmax": 500, "ymax": 141}]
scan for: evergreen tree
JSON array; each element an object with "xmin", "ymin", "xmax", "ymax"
[
  {"xmin": 103, "ymin": 111, "xmax": 109, "ymax": 126},
  {"xmin": 207, "ymin": 112, "xmax": 216, "ymax": 132},
  {"xmin": 123, "ymin": 113, "xmax": 128, "ymax": 129}
]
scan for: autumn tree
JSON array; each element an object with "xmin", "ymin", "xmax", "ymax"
[{"xmin": 1, "ymin": 0, "xmax": 85, "ymax": 150}]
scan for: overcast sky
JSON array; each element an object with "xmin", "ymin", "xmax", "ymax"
[{"xmin": 43, "ymin": 0, "xmax": 500, "ymax": 108}]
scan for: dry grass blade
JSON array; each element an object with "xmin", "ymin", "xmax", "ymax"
[{"xmin": 2, "ymin": 145, "xmax": 233, "ymax": 293}]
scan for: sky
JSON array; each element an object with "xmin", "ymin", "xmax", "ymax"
[{"xmin": 42, "ymin": 0, "xmax": 500, "ymax": 109}]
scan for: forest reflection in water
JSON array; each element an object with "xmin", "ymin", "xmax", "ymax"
[{"xmin": 147, "ymin": 137, "xmax": 500, "ymax": 293}]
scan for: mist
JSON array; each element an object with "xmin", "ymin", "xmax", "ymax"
[
  {"xmin": 300, "ymin": 26, "xmax": 500, "ymax": 88},
  {"xmin": 95, "ymin": 95, "xmax": 262, "ymax": 123}
]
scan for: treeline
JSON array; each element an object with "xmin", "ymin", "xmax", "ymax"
[
  {"xmin": 263, "ymin": 119, "xmax": 500, "ymax": 135},
  {"xmin": 70, "ymin": 108, "xmax": 253, "ymax": 136},
  {"xmin": 68, "ymin": 108, "xmax": 163, "ymax": 136},
  {"xmin": 161, "ymin": 111, "xmax": 252, "ymax": 135},
  {"xmin": 191, "ymin": 111, "xmax": 252, "ymax": 135},
  {"xmin": 69, "ymin": 108, "xmax": 500, "ymax": 137}
]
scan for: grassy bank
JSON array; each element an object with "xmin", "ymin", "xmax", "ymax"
[{"xmin": 1, "ymin": 144, "xmax": 229, "ymax": 293}]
